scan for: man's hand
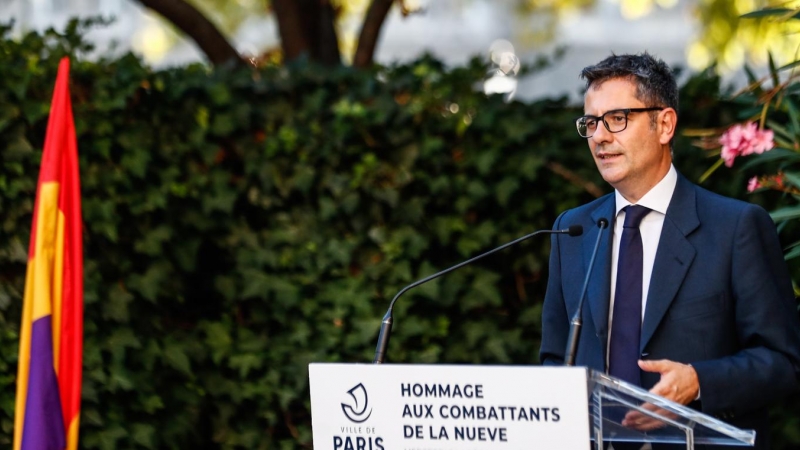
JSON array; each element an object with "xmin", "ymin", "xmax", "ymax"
[
  {"xmin": 621, "ymin": 359, "xmax": 699, "ymax": 430},
  {"xmin": 639, "ymin": 359, "xmax": 699, "ymax": 405}
]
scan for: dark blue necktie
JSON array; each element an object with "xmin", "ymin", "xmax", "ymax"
[{"xmin": 609, "ymin": 205, "xmax": 651, "ymax": 386}]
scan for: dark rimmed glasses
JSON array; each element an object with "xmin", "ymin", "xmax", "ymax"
[{"xmin": 575, "ymin": 107, "xmax": 665, "ymax": 138}]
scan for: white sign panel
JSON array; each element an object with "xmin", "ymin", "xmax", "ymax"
[{"xmin": 309, "ymin": 363, "xmax": 589, "ymax": 450}]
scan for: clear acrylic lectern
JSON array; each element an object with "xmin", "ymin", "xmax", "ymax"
[{"xmin": 588, "ymin": 370, "xmax": 755, "ymax": 449}]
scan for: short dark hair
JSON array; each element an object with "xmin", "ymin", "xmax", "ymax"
[{"xmin": 580, "ymin": 52, "xmax": 678, "ymax": 115}]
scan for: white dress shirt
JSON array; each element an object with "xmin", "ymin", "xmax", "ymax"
[{"xmin": 608, "ymin": 164, "xmax": 678, "ymax": 333}]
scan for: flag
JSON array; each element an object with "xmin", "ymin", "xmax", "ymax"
[{"xmin": 14, "ymin": 57, "xmax": 83, "ymax": 450}]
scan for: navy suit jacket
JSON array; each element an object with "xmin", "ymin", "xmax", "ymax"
[{"xmin": 540, "ymin": 173, "xmax": 800, "ymax": 449}]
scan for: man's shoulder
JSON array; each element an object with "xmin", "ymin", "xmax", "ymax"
[
  {"xmin": 670, "ymin": 175, "xmax": 776, "ymax": 235},
  {"xmin": 685, "ymin": 179, "xmax": 767, "ymax": 216}
]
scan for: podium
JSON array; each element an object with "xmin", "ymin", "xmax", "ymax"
[
  {"xmin": 309, "ymin": 363, "xmax": 755, "ymax": 450},
  {"xmin": 589, "ymin": 369, "xmax": 754, "ymax": 448}
]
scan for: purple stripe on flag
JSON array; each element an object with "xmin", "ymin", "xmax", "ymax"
[{"xmin": 22, "ymin": 315, "xmax": 66, "ymax": 450}]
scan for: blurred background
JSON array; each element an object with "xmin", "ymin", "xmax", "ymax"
[{"xmin": 2, "ymin": 0, "xmax": 798, "ymax": 99}]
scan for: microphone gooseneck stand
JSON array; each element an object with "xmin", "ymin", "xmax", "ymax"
[
  {"xmin": 564, "ymin": 218, "xmax": 608, "ymax": 366},
  {"xmin": 373, "ymin": 225, "xmax": 583, "ymax": 364}
]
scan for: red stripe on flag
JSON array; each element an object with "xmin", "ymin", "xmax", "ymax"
[{"xmin": 51, "ymin": 57, "xmax": 83, "ymax": 438}]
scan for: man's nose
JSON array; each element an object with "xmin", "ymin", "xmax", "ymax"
[{"xmin": 591, "ymin": 121, "xmax": 613, "ymax": 144}]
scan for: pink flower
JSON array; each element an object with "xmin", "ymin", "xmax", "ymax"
[
  {"xmin": 751, "ymin": 128, "xmax": 775, "ymax": 154},
  {"xmin": 738, "ymin": 122, "xmax": 759, "ymax": 156},
  {"xmin": 719, "ymin": 122, "xmax": 776, "ymax": 167},
  {"xmin": 720, "ymin": 140, "xmax": 739, "ymax": 168},
  {"xmin": 747, "ymin": 176, "xmax": 761, "ymax": 193}
]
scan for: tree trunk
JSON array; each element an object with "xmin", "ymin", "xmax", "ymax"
[
  {"xmin": 353, "ymin": 0, "xmax": 394, "ymax": 68},
  {"xmin": 136, "ymin": 0, "xmax": 242, "ymax": 66},
  {"xmin": 271, "ymin": 0, "xmax": 309, "ymax": 62},
  {"xmin": 273, "ymin": 0, "xmax": 341, "ymax": 65}
]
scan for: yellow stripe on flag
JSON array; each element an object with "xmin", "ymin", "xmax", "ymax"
[
  {"xmin": 53, "ymin": 206, "xmax": 66, "ymax": 372},
  {"xmin": 67, "ymin": 415, "xmax": 80, "ymax": 450},
  {"xmin": 31, "ymin": 183, "xmax": 60, "ymax": 321}
]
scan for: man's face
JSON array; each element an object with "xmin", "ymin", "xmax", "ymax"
[{"xmin": 583, "ymin": 78, "xmax": 672, "ymax": 202}]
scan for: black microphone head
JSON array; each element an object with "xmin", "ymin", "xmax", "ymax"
[
  {"xmin": 567, "ymin": 225, "xmax": 583, "ymax": 236},
  {"xmin": 597, "ymin": 218, "xmax": 609, "ymax": 229}
]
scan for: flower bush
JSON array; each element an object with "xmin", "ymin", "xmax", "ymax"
[{"xmin": 695, "ymin": 6, "xmax": 800, "ymax": 265}]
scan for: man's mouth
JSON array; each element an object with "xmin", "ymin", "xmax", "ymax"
[{"xmin": 597, "ymin": 152, "xmax": 621, "ymax": 160}]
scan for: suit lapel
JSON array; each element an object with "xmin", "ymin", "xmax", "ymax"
[
  {"xmin": 587, "ymin": 196, "xmax": 615, "ymax": 361},
  {"xmin": 640, "ymin": 174, "xmax": 700, "ymax": 352}
]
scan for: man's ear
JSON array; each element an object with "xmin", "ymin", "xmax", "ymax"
[{"xmin": 658, "ymin": 108, "xmax": 677, "ymax": 145}]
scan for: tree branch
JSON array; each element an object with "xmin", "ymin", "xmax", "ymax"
[
  {"xmin": 353, "ymin": 0, "xmax": 394, "ymax": 68},
  {"xmin": 546, "ymin": 162, "xmax": 605, "ymax": 198},
  {"xmin": 135, "ymin": 0, "xmax": 241, "ymax": 67}
]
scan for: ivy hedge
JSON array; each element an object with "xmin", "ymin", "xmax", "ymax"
[{"xmin": 0, "ymin": 20, "xmax": 797, "ymax": 449}]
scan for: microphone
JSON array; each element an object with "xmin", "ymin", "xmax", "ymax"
[
  {"xmin": 564, "ymin": 218, "xmax": 609, "ymax": 366},
  {"xmin": 373, "ymin": 225, "xmax": 583, "ymax": 363}
]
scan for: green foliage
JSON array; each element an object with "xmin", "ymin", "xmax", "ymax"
[
  {"xmin": 695, "ymin": 7, "xmax": 800, "ymax": 271},
  {"xmin": 0, "ymin": 18, "xmax": 796, "ymax": 450},
  {"xmin": 690, "ymin": 6, "xmax": 800, "ymax": 450},
  {"xmin": 688, "ymin": 0, "xmax": 800, "ymax": 73},
  {"xmin": 0, "ymin": 19, "xmax": 599, "ymax": 449}
]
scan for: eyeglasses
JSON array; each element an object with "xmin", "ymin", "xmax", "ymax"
[{"xmin": 575, "ymin": 107, "xmax": 664, "ymax": 138}]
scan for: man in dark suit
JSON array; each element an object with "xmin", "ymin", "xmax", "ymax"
[{"xmin": 539, "ymin": 53, "xmax": 800, "ymax": 449}]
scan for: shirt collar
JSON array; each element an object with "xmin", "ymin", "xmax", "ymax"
[{"xmin": 614, "ymin": 164, "xmax": 677, "ymax": 217}]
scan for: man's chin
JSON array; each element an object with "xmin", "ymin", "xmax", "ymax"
[{"xmin": 599, "ymin": 170, "xmax": 626, "ymax": 187}]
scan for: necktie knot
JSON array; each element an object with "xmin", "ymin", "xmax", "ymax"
[{"xmin": 623, "ymin": 205, "xmax": 651, "ymax": 228}]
